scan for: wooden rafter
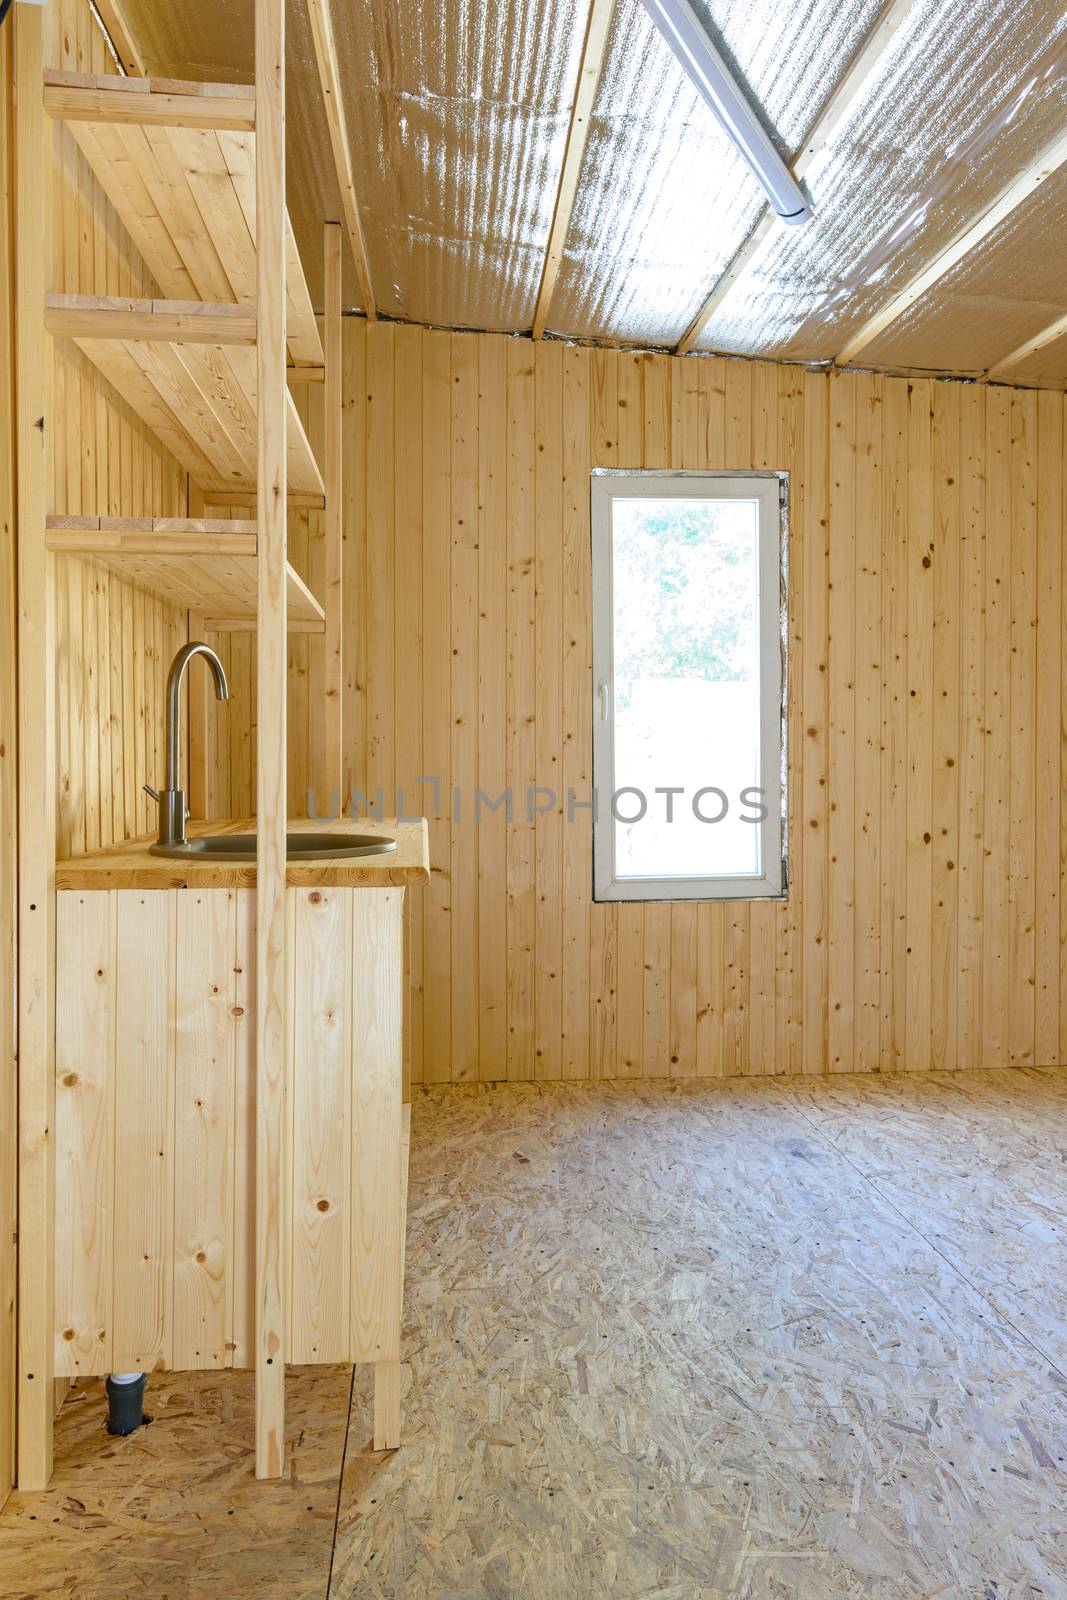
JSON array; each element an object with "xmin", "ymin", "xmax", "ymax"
[
  {"xmin": 676, "ymin": 0, "xmax": 922, "ymax": 355},
  {"xmin": 306, "ymin": 0, "xmax": 377, "ymax": 318},
  {"xmin": 982, "ymin": 311, "xmax": 1067, "ymax": 384},
  {"xmin": 532, "ymin": 0, "xmax": 616, "ymax": 341},
  {"xmin": 89, "ymin": 0, "xmax": 146, "ymax": 77},
  {"xmin": 835, "ymin": 126, "xmax": 1067, "ymax": 367}
]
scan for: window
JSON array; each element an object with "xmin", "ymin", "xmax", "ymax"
[{"xmin": 591, "ymin": 471, "xmax": 785, "ymax": 902}]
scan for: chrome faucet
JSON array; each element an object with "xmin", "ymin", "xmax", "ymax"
[{"xmin": 145, "ymin": 643, "xmax": 230, "ymax": 850}]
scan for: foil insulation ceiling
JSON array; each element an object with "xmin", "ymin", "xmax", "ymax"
[
  {"xmin": 857, "ymin": 165, "xmax": 1067, "ymax": 375},
  {"xmin": 118, "ymin": 0, "xmax": 1067, "ymax": 384},
  {"xmin": 547, "ymin": 0, "xmax": 887, "ymax": 346},
  {"xmin": 694, "ymin": 0, "xmax": 1067, "ymax": 364}
]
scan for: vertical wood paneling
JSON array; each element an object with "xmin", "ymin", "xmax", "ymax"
[
  {"xmin": 349, "ymin": 890, "xmax": 403, "ymax": 1364},
  {"xmin": 477, "ymin": 336, "xmax": 507, "ymax": 1078},
  {"xmin": 881, "ymin": 378, "xmax": 909, "ymax": 1071},
  {"xmin": 561, "ymin": 348, "xmax": 592, "ymax": 1081},
  {"xmin": 55, "ymin": 886, "xmax": 404, "ymax": 1378},
  {"xmin": 931, "ymin": 380, "xmax": 960, "ymax": 1073},
  {"xmin": 172, "ymin": 890, "xmax": 237, "ymax": 1370},
  {"xmin": 854, "ymin": 374, "xmax": 882, "ymax": 1073},
  {"xmin": 290, "ymin": 887, "xmax": 350, "ymax": 1364},
  {"xmin": 111, "ymin": 890, "xmax": 174, "ymax": 1373},
  {"xmin": 906, "ymin": 380, "xmax": 934, "ymax": 1072},
  {"xmin": 220, "ymin": 326, "xmax": 1064, "ymax": 1087},
  {"xmin": 0, "ymin": 17, "xmax": 17, "ymax": 1501},
  {"xmin": 505, "ymin": 341, "xmax": 536, "ymax": 1081},
  {"xmin": 1008, "ymin": 391, "xmax": 1037, "ymax": 1066},
  {"xmin": 450, "ymin": 336, "xmax": 480, "ymax": 1082},
  {"xmin": 533, "ymin": 341, "xmax": 563, "ymax": 1081},
  {"xmin": 1035, "ymin": 393, "xmax": 1062, "ymax": 1063},
  {"xmin": 54, "ymin": 894, "xmax": 114, "ymax": 1374},
  {"xmin": 983, "ymin": 388, "xmax": 1012, "ymax": 1068},
  {"xmin": 421, "ymin": 330, "xmax": 452, "ymax": 1083},
  {"xmin": 801, "ymin": 370, "xmax": 829, "ymax": 1075},
  {"xmin": 828, "ymin": 372, "xmax": 856, "ymax": 1074},
  {"xmin": 395, "ymin": 326, "xmax": 424, "ymax": 1086},
  {"xmin": 957, "ymin": 384, "xmax": 987, "ymax": 1067},
  {"xmin": 47, "ymin": 0, "xmax": 191, "ymax": 861}
]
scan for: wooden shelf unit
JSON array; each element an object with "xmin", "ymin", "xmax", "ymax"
[
  {"xmin": 17, "ymin": 20, "xmax": 349, "ymax": 1491},
  {"xmin": 43, "ymin": 72, "xmax": 325, "ymax": 503},
  {"xmin": 44, "ymin": 518, "xmax": 326, "ymax": 632}
]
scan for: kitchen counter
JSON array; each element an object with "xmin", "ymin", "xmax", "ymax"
[{"xmin": 55, "ymin": 816, "xmax": 430, "ymax": 890}]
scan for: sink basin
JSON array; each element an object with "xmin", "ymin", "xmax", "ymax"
[{"xmin": 150, "ymin": 831, "xmax": 397, "ymax": 862}]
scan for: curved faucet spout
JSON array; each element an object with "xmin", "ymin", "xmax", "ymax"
[{"xmin": 153, "ymin": 642, "xmax": 230, "ymax": 848}]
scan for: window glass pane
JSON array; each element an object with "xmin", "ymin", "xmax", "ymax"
[{"xmin": 611, "ymin": 496, "xmax": 761, "ymax": 880}]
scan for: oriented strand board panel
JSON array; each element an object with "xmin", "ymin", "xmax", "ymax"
[
  {"xmin": 206, "ymin": 323, "xmax": 1067, "ymax": 1085},
  {"xmin": 8, "ymin": 1068, "xmax": 1067, "ymax": 1592}
]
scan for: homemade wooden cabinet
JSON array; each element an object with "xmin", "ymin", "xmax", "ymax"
[
  {"xmin": 52, "ymin": 822, "xmax": 428, "ymax": 1448},
  {"xmin": 15, "ymin": 0, "xmax": 361, "ymax": 1484}
]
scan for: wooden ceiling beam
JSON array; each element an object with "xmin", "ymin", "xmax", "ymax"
[
  {"xmin": 676, "ymin": 0, "xmax": 921, "ymax": 355},
  {"xmin": 532, "ymin": 0, "xmax": 616, "ymax": 342},
  {"xmin": 306, "ymin": 0, "xmax": 377, "ymax": 319},
  {"xmin": 981, "ymin": 310, "xmax": 1067, "ymax": 384},
  {"xmin": 834, "ymin": 126, "xmax": 1067, "ymax": 367}
]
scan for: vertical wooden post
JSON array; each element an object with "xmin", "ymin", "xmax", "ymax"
[
  {"xmin": 15, "ymin": 1, "xmax": 56, "ymax": 1491},
  {"xmin": 323, "ymin": 221, "xmax": 343, "ymax": 806},
  {"xmin": 255, "ymin": 0, "xmax": 288, "ymax": 1480},
  {"xmin": 0, "ymin": 17, "xmax": 19, "ymax": 1509},
  {"xmin": 186, "ymin": 482, "xmax": 209, "ymax": 820}
]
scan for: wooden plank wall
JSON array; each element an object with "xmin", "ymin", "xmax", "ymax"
[
  {"xmin": 46, "ymin": 0, "xmax": 192, "ymax": 860},
  {"xmin": 54, "ymin": 885, "xmax": 403, "ymax": 1377},
  {"xmin": 0, "ymin": 18, "xmax": 18, "ymax": 1509},
  {"xmin": 209, "ymin": 322, "xmax": 1067, "ymax": 1085}
]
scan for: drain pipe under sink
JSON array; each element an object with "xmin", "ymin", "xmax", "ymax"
[{"xmin": 106, "ymin": 1372, "xmax": 147, "ymax": 1435}]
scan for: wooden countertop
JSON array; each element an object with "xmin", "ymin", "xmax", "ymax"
[{"xmin": 56, "ymin": 817, "xmax": 430, "ymax": 890}]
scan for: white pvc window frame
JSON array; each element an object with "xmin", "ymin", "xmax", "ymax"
[{"xmin": 591, "ymin": 470, "xmax": 786, "ymax": 903}]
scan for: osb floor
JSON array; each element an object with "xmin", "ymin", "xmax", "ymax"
[{"xmin": 3, "ymin": 1068, "xmax": 1067, "ymax": 1600}]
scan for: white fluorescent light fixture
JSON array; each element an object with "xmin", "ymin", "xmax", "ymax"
[{"xmin": 638, "ymin": 0, "xmax": 813, "ymax": 224}]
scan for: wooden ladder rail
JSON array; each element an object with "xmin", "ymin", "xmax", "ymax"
[
  {"xmin": 254, "ymin": 0, "xmax": 289, "ymax": 1482},
  {"xmin": 15, "ymin": 0, "xmax": 57, "ymax": 1494}
]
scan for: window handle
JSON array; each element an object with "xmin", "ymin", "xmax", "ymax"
[{"xmin": 598, "ymin": 680, "xmax": 610, "ymax": 722}]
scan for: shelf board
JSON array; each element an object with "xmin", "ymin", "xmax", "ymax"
[
  {"xmin": 48, "ymin": 69, "xmax": 328, "ymax": 500},
  {"xmin": 54, "ymin": 73, "xmax": 320, "ymax": 368},
  {"xmin": 44, "ymin": 70, "xmax": 256, "ymax": 132},
  {"xmin": 71, "ymin": 334, "xmax": 324, "ymax": 502},
  {"xmin": 45, "ymin": 516, "xmax": 325, "ymax": 632},
  {"xmin": 46, "ymin": 293, "xmax": 257, "ymax": 345}
]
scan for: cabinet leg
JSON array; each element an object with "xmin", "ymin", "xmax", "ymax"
[{"xmin": 372, "ymin": 1360, "xmax": 401, "ymax": 1451}]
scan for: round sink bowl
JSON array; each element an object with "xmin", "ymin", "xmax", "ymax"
[{"xmin": 150, "ymin": 831, "xmax": 397, "ymax": 862}]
